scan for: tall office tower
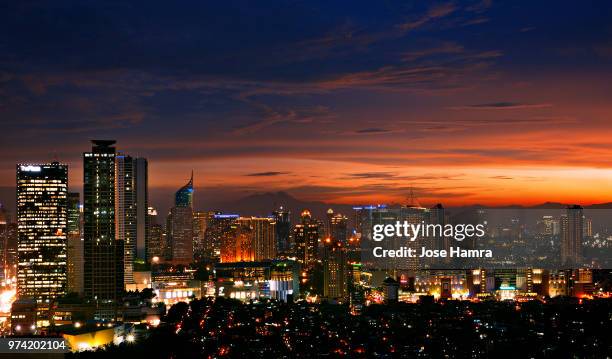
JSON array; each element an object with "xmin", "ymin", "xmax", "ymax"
[
  {"xmin": 83, "ymin": 140, "xmax": 124, "ymax": 321},
  {"xmin": 582, "ymin": 216, "xmax": 592, "ymax": 238},
  {"xmin": 401, "ymin": 205, "xmax": 428, "ymax": 271},
  {"xmin": 66, "ymin": 192, "xmax": 84, "ymax": 295},
  {"xmin": 560, "ymin": 205, "xmax": 583, "ymax": 266},
  {"xmin": 16, "ymin": 163, "xmax": 68, "ymax": 322},
  {"xmin": 220, "ymin": 221, "xmax": 253, "ymax": 263},
  {"xmin": 0, "ymin": 205, "xmax": 17, "ymax": 281},
  {"xmin": 325, "ymin": 208, "xmax": 334, "ymax": 237},
  {"xmin": 236, "ymin": 217, "xmax": 276, "ymax": 261},
  {"xmin": 323, "ymin": 238, "xmax": 346, "ymax": 300},
  {"xmin": 193, "ymin": 211, "xmax": 214, "ymax": 262},
  {"xmin": 168, "ymin": 174, "xmax": 194, "ymax": 265},
  {"xmin": 272, "ymin": 207, "xmax": 291, "ymax": 254},
  {"xmin": 146, "ymin": 206, "xmax": 164, "ymax": 262},
  {"xmin": 1, "ymin": 223, "xmax": 18, "ymax": 282},
  {"xmin": 206, "ymin": 213, "xmax": 238, "ymax": 260},
  {"xmin": 429, "ymin": 204, "xmax": 449, "ymax": 266},
  {"xmin": 147, "ymin": 224, "xmax": 164, "ymax": 261},
  {"xmin": 330, "ymin": 213, "xmax": 348, "ymax": 243},
  {"xmin": 293, "ymin": 210, "xmax": 319, "ymax": 268},
  {"xmin": 115, "ymin": 155, "xmax": 148, "ymax": 285}
]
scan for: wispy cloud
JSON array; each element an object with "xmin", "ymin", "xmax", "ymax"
[
  {"xmin": 245, "ymin": 171, "xmax": 290, "ymax": 177},
  {"xmin": 451, "ymin": 102, "xmax": 553, "ymax": 110},
  {"xmin": 397, "ymin": 3, "xmax": 457, "ymax": 31}
]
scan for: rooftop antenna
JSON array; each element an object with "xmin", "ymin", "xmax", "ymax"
[{"xmin": 407, "ymin": 187, "xmax": 421, "ymax": 208}]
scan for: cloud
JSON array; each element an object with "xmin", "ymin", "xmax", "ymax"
[
  {"xmin": 397, "ymin": 3, "xmax": 457, "ymax": 31},
  {"xmin": 451, "ymin": 102, "xmax": 553, "ymax": 110},
  {"xmin": 346, "ymin": 172, "xmax": 398, "ymax": 179},
  {"xmin": 232, "ymin": 104, "xmax": 333, "ymax": 135},
  {"xmin": 344, "ymin": 128, "xmax": 405, "ymax": 136},
  {"xmin": 245, "ymin": 171, "xmax": 290, "ymax": 177}
]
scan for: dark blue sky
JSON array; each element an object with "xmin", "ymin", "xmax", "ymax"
[{"xmin": 2, "ymin": 1, "xmax": 612, "ymax": 214}]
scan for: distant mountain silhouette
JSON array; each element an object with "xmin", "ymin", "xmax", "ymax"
[{"xmin": 208, "ymin": 191, "xmax": 355, "ymax": 222}]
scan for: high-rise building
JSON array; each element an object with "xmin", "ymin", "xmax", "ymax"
[
  {"xmin": 236, "ymin": 217, "xmax": 276, "ymax": 261},
  {"xmin": 146, "ymin": 206, "xmax": 166, "ymax": 263},
  {"xmin": 323, "ymin": 238, "xmax": 346, "ymax": 300},
  {"xmin": 168, "ymin": 173, "xmax": 194, "ymax": 265},
  {"xmin": 83, "ymin": 140, "xmax": 124, "ymax": 320},
  {"xmin": 0, "ymin": 205, "xmax": 18, "ymax": 282},
  {"xmin": 582, "ymin": 216, "xmax": 592, "ymax": 238},
  {"xmin": 325, "ymin": 208, "xmax": 334, "ymax": 238},
  {"xmin": 272, "ymin": 207, "xmax": 291, "ymax": 254},
  {"xmin": 220, "ymin": 221, "xmax": 253, "ymax": 263},
  {"xmin": 16, "ymin": 162, "xmax": 68, "ymax": 323},
  {"xmin": 193, "ymin": 211, "xmax": 215, "ymax": 262},
  {"xmin": 293, "ymin": 210, "xmax": 319, "ymax": 268},
  {"xmin": 206, "ymin": 213, "xmax": 238, "ymax": 261},
  {"xmin": 561, "ymin": 205, "xmax": 583, "ymax": 266},
  {"xmin": 115, "ymin": 155, "xmax": 148, "ymax": 285},
  {"xmin": 66, "ymin": 192, "xmax": 84, "ymax": 295},
  {"xmin": 329, "ymin": 213, "xmax": 348, "ymax": 243}
]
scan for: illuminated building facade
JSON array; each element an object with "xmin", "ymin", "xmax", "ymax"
[
  {"xmin": 220, "ymin": 220, "xmax": 253, "ymax": 263},
  {"xmin": 293, "ymin": 210, "xmax": 319, "ymax": 268},
  {"xmin": 193, "ymin": 211, "xmax": 214, "ymax": 262},
  {"xmin": 83, "ymin": 140, "xmax": 124, "ymax": 320},
  {"xmin": 168, "ymin": 173, "xmax": 194, "ymax": 265},
  {"xmin": 214, "ymin": 260, "xmax": 298, "ymax": 302},
  {"xmin": 115, "ymin": 155, "xmax": 148, "ymax": 285},
  {"xmin": 330, "ymin": 212, "xmax": 348, "ymax": 243},
  {"xmin": 66, "ymin": 192, "xmax": 84, "ymax": 295},
  {"xmin": 272, "ymin": 207, "xmax": 291, "ymax": 254},
  {"xmin": 0, "ymin": 206, "xmax": 18, "ymax": 282},
  {"xmin": 323, "ymin": 239, "xmax": 346, "ymax": 300},
  {"xmin": 16, "ymin": 162, "xmax": 68, "ymax": 317},
  {"xmin": 205, "ymin": 213, "xmax": 238, "ymax": 261},
  {"xmin": 237, "ymin": 217, "xmax": 276, "ymax": 261}
]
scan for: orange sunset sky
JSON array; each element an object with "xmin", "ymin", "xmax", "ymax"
[{"xmin": 2, "ymin": 1, "xmax": 612, "ymax": 211}]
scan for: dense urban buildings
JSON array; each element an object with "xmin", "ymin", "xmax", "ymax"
[
  {"xmin": 16, "ymin": 162, "xmax": 68, "ymax": 324},
  {"xmin": 3, "ymin": 141, "xmax": 612, "ymax": 356},
  {"xmin": 83, "ymin": 140, "xmax": 124, "ymax": 320}
]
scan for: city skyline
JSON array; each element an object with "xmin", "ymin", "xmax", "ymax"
[{"xmin": 2, "ymin": 1, "xmax": 612, "ymax": 209}]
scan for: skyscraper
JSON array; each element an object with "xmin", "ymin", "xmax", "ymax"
[
  {"xmin": 66, "ymin": 192, "xmax": 84, "ymax": 295},
  {"xmin": 220, "ymin": 221, "xmax": 253, "ymax": 263},
  {"xmin": 293, "ymin": 210, "xmax": 319, "ymax": 268},
  {"xmin": 168, "ymin": 173, "xmax": 194, "ymax": 265},
  {"xmin": 206, "ymin": 213, "xmax": 239, "ymax": 261},
  {"xmin": 236, "ymin": 217, "xmax": 276, "ymax": 261},
  {"xmin": 83, "ymin": 140, "xmax": 124, "ymax": 320},
  {"xmin": 0, "ymin": 204, "xmax": 18, "ymax": 282},
  {"xmin": 272, "ymin": 207, "xmax": 291, "ymax": 255},
  {"xmin": 330, "ymin": 212, "xmax": 348, "ymax": 243},
  {"xmin": 323, "ymin": 238, "xmax": 346, "ymax": 300},
  {"xmin": 16, "ymin": 162, "xmax": 68, "ymax": 322},
  {"xmin": 115, "ymin": 155, "xmax": 148, "ymax": 285},
  {"xmin": 193, "ymin": 211, "xmax": 215, "ymax": 262},
  {"xmin": 561, "ymin": 205, "xmax": 583, "ymax": 266}
]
